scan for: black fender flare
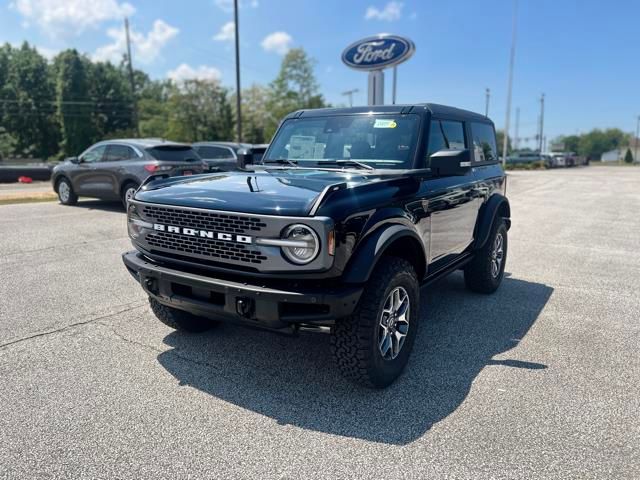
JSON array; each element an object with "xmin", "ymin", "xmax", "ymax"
[
  {"xmin": 474, "ymin": 194, "xmax": 511, "ymax": 249},
  {"xmin": 342, "ymin": 224, "xmax": 427, "ymax": 284}
]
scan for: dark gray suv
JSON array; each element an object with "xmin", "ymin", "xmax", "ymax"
[
  {"xmin": 52, "ymin": 139, "xmax": 205, "ymax": 207},
  {"xmin": 192, "ymin": 142, "xmax": 268, "ymax": 171}
]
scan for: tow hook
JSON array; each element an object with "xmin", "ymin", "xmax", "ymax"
[
  {"xmin": 236, "ymin": 297, "xmax": 255, "ymax": 319},
  {"xmin": 144, "ymin": 277, "xmax": 159, "ymax": 295}
]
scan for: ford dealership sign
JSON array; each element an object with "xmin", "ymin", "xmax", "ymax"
[{"xmin": 342, "ymin": 35, "xmax": 415, "ymax": 71}]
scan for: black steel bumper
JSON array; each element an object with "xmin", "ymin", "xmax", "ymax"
[{"xmin": 122, "ymin": 251, "xmax": 363, "ymax": 329}]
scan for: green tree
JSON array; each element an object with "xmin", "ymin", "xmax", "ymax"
[
  {"xmin": 164, "ymin": 79, "xmax": 233, "ymax": 142},
  {"xmin": 54, "ymin": 49, "xmax": 98, "ymax": 156},
  {"xmin": 137, "ymin": 79, "xmax": 170, "ymax": 139},
  {"xmin": 88, "ymin": 61, "xmax": 135, "ymax": 139},
  {"xmin": 624, "ymin": 148, "xmax": 633, "ymax": 164},
  {"xmin": 239, "ymin": 84, "xmax": 271, "ymax": 144},
  {"xmin": 265, "ymin": 48, "xmax": 326, "ymax": 138},
  {"xmin": 577, "ymin": 128, "xmax": 628, "ymax": 160},
  {"xmin": 495, "ymin": 130, "xmax": 512, "ymax": 155},
  {"xmin": 555, "ymin": 134, "xmax": 580, "ymax": 153},
  {"xmin": 0, "ymin": 127, "xmax": 17, "ymax": 160},
  {"xmin": 2, "ymin": 42, "xmax": 59, "ymax": 158}
]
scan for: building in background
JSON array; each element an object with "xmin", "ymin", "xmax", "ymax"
[{"xmin": 601, "ymin": 142, "xmax": 640, "ymax": 163}]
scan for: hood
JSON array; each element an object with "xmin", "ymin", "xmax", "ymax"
[{"xmin": 134, "ymin": 169, "xmax": 381, "ymax": 216}]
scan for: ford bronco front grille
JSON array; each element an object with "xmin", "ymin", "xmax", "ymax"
[
  {"xmin": 132, "ymin": 201, "xmax": 333, "ymax": 273},
  {"xmin": 141, "ymin": 205, "xmax": 267, "ymax": 234},
  {"xmin": 140, "ymin": 204, "xmax": 269, "ymax": 265},
  {"xmin": 146, "ymin": 231, "xmax": 268, "ymax": 264}
]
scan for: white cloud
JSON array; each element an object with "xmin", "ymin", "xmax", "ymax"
[
  {"xmin": 365, "ymin": 1, "xmax": 403, "ymax": 21},
  {"xmin": 10, "ymin": 0, "xmax": 135, "ymax": 35},
  {"xmin": 213, "ymin": 21, "xmax": 235, "ymax": 42},
  {"xmin": 167, "ymin": 63, "xmax": 222, "ymax": 83},
  {"xmin": 214, "ymin": 0, "xmax": 258, "ymax": 13},
  {"xmin": 35, "ymin": 45, "xmax": 59, "ymax": 60},
  {"xmin": 261, "ymin": 31, "xmax": 292, "ymax": 55},
  {"xmin": 93, "ymin": 19, "xmax": 179, "ymax": 65}
]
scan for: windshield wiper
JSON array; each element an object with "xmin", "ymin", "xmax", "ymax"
[
  {"xmin": 262, "ymin": 158, "xmax": 299, "ymax": 168},
  {"xmin": 321, "ymin": 159, "xmax": 375, "ymax": 170}
]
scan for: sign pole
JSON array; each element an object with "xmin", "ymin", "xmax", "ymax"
[
  {"xmin": 367, "ymin": 71, "xmax": 384, "ymax": 105},
  {"xmin": 392, "ymin": 66, "xmax": 397, "ymax": 105}
]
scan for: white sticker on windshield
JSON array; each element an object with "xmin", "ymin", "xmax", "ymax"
[
  {"xmin": 288, "ymin": 135, "xmax": 316, "ymax": 159},
  {"xmin": 374, "ymin": 119, "xmax": 397, "ymax": 129}
]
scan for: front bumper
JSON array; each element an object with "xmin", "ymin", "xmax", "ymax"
[{"xmin": 122, "ymin": 251, "xmax": 362, "ymax": 329}]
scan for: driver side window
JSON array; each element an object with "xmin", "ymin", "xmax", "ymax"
[
  {"xmin": 81, "ymin": 145, "xmax": 107, "ymax": 163},
  {"xmin": 426, "ymin": 120, "xmax": 466, "ymax": 166}
]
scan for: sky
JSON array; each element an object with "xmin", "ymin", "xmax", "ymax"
[{"xmin": 2, "ymin": 0, "xmax": 639, "ymax": 145}]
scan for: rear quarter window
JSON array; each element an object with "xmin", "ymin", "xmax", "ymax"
[
  {"xmin": 147, "ymin": 146, "xmax": 200, "ymax": 162},
  {"xmin": 471, "ymin": 122, "xmax": 498, "ymax": 163}
]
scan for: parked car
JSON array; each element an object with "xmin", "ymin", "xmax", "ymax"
[
  {"xmin": 123, "ymin": 104, "xmax": 511, "ymax": 388},
  {"xmin": 51, "ymin": 139, "xmax": 205, "ymax": 207},
  {"xmin": 547, "ymin": 152, "xmax": 566, "ymax": 168},
  {"xmin": 192, "ymin": 142, "xmax": 269, "ymax": 171},
  {"xmin": 507, "ymin": 152, "xmax": 543, "ymax": 165}
]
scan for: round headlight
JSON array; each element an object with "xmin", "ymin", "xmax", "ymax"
[{"xmin": 281, "ymin": 224, "xmax": 320, "ymax": 264}]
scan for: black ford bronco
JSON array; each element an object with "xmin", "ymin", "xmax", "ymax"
[{"xmin": 123, "ymin": 104, "xmax": 510, "ymax": 388}]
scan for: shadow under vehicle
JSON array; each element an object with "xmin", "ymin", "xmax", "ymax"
[{"xmin": 157, "ymin": 274, "xmax": 552, "ymax": 444}]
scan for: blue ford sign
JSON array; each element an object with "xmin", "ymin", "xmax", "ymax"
[{"xmin": 342, "ymin": 34, "xmax": 415, "ymax": 71}]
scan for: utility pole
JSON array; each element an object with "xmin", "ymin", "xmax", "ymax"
[
  {"xmin": 233, "ymin": 0, "xmax": 242, "ymax": 142},
  {"xmin": 514, "ymin": 107, "xmax": 520, "ymax": 150},
  {"xmin": 124, "ymin": 17, "xmax": 140, "ymax": 137},
  {"xmin": 341, "ymin": 88, "xmax": 359, "ymax": 107},
  {"xmin": 485, "ymin": 88, "xmax": 490, "ymax": 116},
  {"xmin": 502, "ymin": 0, "xmax": 518, "ymax": 166},
  {"xmin": 538, "ymin": 93, "xmax": 545, "ymax": 153},
  {"xmin": 635, "ymin": 115, "xmax": 640, "ymax": 164}
]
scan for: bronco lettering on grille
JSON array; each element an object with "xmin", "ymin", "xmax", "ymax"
[{"xmin": 153, "ymin": 223, "xmax": 252, "ymax": 244}]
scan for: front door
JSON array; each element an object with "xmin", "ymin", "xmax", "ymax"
[
  {"xmin": 71, "ymin": 144, "xmax": 107, "ymax": 196},
  {"xmin": 420, "ymin": 119, "xmax": 481, "ymax": 263}
]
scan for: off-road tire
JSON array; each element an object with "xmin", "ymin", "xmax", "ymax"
[
  {"xmin": 464, "ymin": 218, "xmax": 508, "ymax": 294},
  {"xmin": 331, "ymin": 257, "xmax": 420, "ymax": 389},
  {"xmin": 56, "ymin": 177, "xmax": 78, "ymax": 205},
  {"xmin": 121, "ymin": 182, "xmax": 139, "ymax": 208},
  {"xmin": 149, "ymin": 297, "xmax": 215, "ymax": 333}
]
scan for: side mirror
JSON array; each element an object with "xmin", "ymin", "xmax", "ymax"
[
  {"xmin": 236, "ymin": 148, "xmax": 254, "ymax": 170},
  {"xmin": 429, "ymin": 149, "xmax": 471, "ymax": 176},
  {"xmin": 67, "ymin": 156, "xmax": 80, "ymax": 164}
]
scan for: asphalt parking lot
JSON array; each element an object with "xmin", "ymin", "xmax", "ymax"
[{"xmin": 1, "ymin": 166, "xmax": 638, "ymax": 479}]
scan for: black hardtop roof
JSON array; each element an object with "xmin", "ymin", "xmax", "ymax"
[{"xmin": 287, "ymin": 103, "xmax": 491, "ymax": 123}]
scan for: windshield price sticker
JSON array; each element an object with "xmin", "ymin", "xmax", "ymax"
[
  {"xmin": 288, "ymin": 135, "xmax": 316, "ymax": 159},
  {"xmin": 374, "ymin": 119, "xmax": 397, "ymax": 129}
]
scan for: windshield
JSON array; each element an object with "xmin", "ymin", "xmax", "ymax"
[{"xmin": 264, "ymin": 114, "xmax": 420, "ymax": 169}]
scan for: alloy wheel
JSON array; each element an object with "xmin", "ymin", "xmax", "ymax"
[
  {"xmin": 491, "ymin": 232, "xmax": 504, "ymax": 278},
  {"xmin": 59, "ymin": 181, "xmax": 70, "ymax": 203},
  {"xmin": 378, "ymin": 286, "xmax": 410, "ymax": 360}
]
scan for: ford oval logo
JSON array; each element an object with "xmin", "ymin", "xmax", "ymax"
[{"xmin": 342, "ymin": 34, "xmax": 415, "ymax": 71}]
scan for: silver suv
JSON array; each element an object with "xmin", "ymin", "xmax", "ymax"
[{"xmin": 51, "ymin": 139, "xmax": 205, "ymax": 207}]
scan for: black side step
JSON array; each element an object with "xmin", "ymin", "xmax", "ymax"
[{"xmin": 421, "ymin": 253, "xmax": 474, "ymax": 288}]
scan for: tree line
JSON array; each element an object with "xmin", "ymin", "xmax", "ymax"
[
  {"xmin": 0, "ymin": 42, "xmax": 325, "ymax": 161},
  {"xmin": 498, "ymin": 128, "xmax": 634, "ymax": 160}
]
